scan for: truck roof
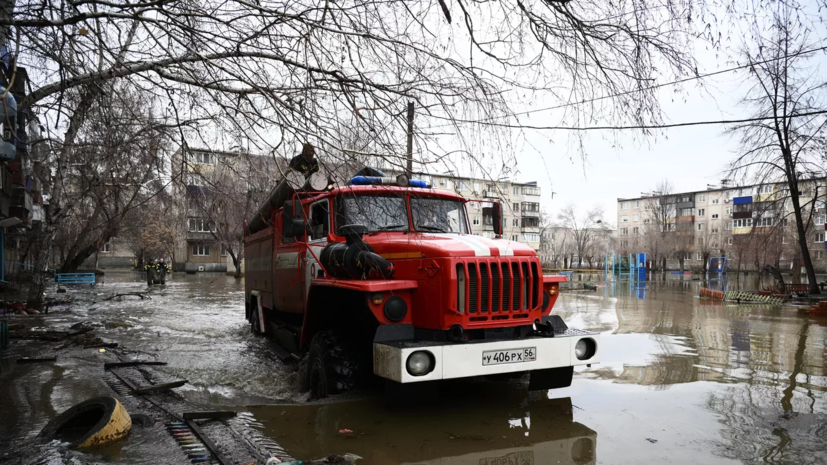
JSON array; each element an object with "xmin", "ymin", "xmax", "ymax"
[{"xmin": 327, "ymin": 185, "xmax": 468, "ymax": 201}]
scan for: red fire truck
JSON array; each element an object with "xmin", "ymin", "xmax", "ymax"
[{"xmin": 244, "ymin": 173, "xmax": 599, "ymax": 399}]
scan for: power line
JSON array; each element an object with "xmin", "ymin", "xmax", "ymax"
[
  {"xmin": 428, "ymin": 43, "xmax": 827, "ymax": 129},
  {"xmin": 484, "ymin": 109, "xmax": 827, "ymax": 131}
]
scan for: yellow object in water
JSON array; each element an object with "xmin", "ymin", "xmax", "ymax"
[
  {"xmin": 98, "ymin": 348, "xmax": 106, "ymax": 353},
  {"xmin": 77, "ymin": 398, "xmax": 132, "ymax": 448},
  {"xmin": 38, "ymin": 396, "xmax": 132, "ymax": 448}
]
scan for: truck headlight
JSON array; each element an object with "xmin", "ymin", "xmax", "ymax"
[
  {"xmin": 406, "ymin": 351, "xmax": 434, "ymax": 376},
  {"xmin": 575, "ymin": 338, "xmax": 596, "ymax": 360}
]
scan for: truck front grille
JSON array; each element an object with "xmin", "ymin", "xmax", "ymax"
[{"xmin": 456, "ymin": 258, "xmax": 540, "ymax": 319}]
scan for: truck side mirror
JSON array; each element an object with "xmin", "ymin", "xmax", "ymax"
[
  {"xmin": 282, "ymin": 200, "xmax": 310, "ymax": 238},
  {"xmin": 493, "ymin": 202, "xmax": 503, "ymax": 237}
]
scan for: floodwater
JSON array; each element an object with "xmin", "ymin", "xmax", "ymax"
[{"xmin": 2, "ymin": 271, "xmax": 826, "ymax": 464}]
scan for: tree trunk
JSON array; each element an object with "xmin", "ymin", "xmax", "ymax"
[{"xmin": 787, "ymin": 175, "xmax": 820, "ymax": 293}]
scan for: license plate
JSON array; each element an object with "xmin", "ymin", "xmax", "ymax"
[{"xmin": 482, "ymin": 347, "xmax": 536, "ymax": 366}]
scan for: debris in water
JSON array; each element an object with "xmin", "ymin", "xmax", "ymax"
[
  {"xmin": 338, "ymin": 429, "xmax": 353, "ymax": 435},
  {"xmin": 645, "ymin": 438, "xmax": 658, "ymax": 443}
]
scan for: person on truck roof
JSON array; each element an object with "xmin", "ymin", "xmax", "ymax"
[{"xmin": 289, "ymin": 142, "xmax": 319, "ymax": 175}]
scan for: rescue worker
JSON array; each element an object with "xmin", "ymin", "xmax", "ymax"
[
  {"xmin": 156, "ymin": 258, "xmax": 170, "ymax": 285},
  {"xmin": 288, "ymin": 142, "xmax": 319, "ymax": 175},
  {"xmin": 144, "ymin": 259, "xmax": 157, "ymax": 286}
]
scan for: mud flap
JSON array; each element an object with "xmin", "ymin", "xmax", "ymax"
[{"xmin": 529, "ymin": 366, "xmax": 573, "ymax": 391}]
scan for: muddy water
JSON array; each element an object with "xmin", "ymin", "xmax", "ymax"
[{"xmin": 2, "ymin": 272, "xmax": 826, "ymax": 464}]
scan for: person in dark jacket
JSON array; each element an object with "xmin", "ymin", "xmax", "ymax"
[
  {"xmin": 145, "ymin": 260, "xmax": 157, "ymax": 285},
  {"xmin": 288, "ymin": 142, "xmax": 319, "ymax": 175},
  {"xmin": 156, "ymin": 258, "xmax": 170, "ymax": 285}
]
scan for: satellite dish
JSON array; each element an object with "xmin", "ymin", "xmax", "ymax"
[
  {"xmin": 307, "ymin": 172, "xmax": 327, "ymax": 191},
  {"xmin": 285, "ymin": 170, "xmax": 305, "ymax": 190}
]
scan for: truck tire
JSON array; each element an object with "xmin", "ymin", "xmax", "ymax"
[{"xmin": 304, "ymin": 331, "xmax": 364, "ymax": 400}]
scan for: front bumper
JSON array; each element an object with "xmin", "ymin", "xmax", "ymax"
[{"xmin": 373, "ymin": 329, "xmax": 599, "ymax": 383}]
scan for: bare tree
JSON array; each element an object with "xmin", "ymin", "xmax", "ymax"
[
  {"xmin": 643, "ymin": 180, "xmax": 676, "ymax": 271},
  {"xmin": 557, "ymin": 205, "xmax": 605, "ymax": 268},
  {"xmin": 727, "ymin": 3, "xmax": 826, "ymax": 293}
]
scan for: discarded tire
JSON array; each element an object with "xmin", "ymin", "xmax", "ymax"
[{"xmin": 38, "ymin": 396, "xmax": 132, "ymax": 448}]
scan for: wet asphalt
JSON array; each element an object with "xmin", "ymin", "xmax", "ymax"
[{"xmin": 1, "ymin": 271, "xmax": 826, "ymax": 464}]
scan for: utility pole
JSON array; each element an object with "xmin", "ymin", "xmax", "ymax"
[{"xmin": 405, "ymin": 101, "xmax": 414, "ymax": 178}]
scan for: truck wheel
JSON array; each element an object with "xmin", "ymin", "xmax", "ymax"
[
  {"xmin": 304, "ymin": 331, "xmax": 363, "ymax": 400},
  {"xmin": 250, "ymin": 305, "xmax": 261, "ymax": 334}
]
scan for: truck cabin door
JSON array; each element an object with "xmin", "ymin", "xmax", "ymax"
[
  {"xmin": 275, "ymin": 204, "xmax": 307, "ymax": 313},
  {"xmin": 304, "ymin": 199, "xmax": 330, "ymax": 296}
]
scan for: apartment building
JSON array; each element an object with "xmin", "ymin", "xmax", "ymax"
[
  {"xmin": 407, "ymin": 172, "xmax": 543, "ymax": 251},
  {"xmin": 170, "ymin": 148, "xmax": 284, "ymax": 273},
  {"xmin": 616, "ymin": 178, "xmax": 827, "ymax": 271}
]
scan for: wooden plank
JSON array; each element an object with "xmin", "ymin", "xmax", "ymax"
[
  {"xmin": 135, "ymin": 380, "xmax": 188, "ymax": 394},
  {"xmin": 16, "ymin": 357, "xmax": 57, "ymax": 363},
  {"xmin": 104, "ymin": 361, "xmax": 168, "ymax": 369},
  {"xmin": 183, "ymin": 411, "xmax": 237, "ymax": 420},
  {"xmin": 186, "ymin": 420, "xmax": 232, "ymax": 465}
]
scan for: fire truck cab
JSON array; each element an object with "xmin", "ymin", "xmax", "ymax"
[{"xmin": 244, "ymin": 174, "xmax": 599, "ymax": 399}]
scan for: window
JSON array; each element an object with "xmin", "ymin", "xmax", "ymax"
[
  {"xmin": 473, "ymin": 182, "xmax": 480, "ymax": 193},
  {"xmin": 521, "ymin": 233, "xmax": 540, "ymax": 242},
  {"xmin": 470, "ymin": 201, "xmax": 480, "ymax": 210},
  {"xmin": 712, "ymin": 213, "xmax": 719, "ymax": 219},
  {"xmin": 679, "ymin": 208, "xmax": 693, "ymax": 217},
  {"xmin": 698, "ymin": 194, "xmax": 705, "ymax": 202},
  {"xmin": 696, "ymin": 253, "xmax": 704, "ymax": 260},
  {"xmin": 473, "ymin": 216, "xmax": 480, "ymax": 225},
  {"xmin": 513, "ymin": 186, "xmax": 521, "ymax": 196},
  {"xmin": 190, "ymin": 151, "xmax": 214, "ymax": 165},
  {"xmin": 726, "ymin": 207, "xmax": 732, "ymax": 215},
  {"xmin": 187, "ymin": 174, "xmax": 205, "ymax": 186},
  {"xmin": 410, "ymin": 197, "xmax": 470, "ymax": 234},
  {"xmin": 816, "ymin": 233, "xmax": 825, "ymax": 243},
  {"xmin": 697, "ymin": 223, "xmax": 704, "ymax": 231},
  {"xmin": 188, "ymin": 218, "xmax": 216, "ymax": 233},
  {"xmin": 756, "ymin": 217, "xmax": 773, "ymax": 227},
  {"xmin": 712, "ymin": 242, "xmax": 719, "ymax": 249},
  {"xmin": 633, "ymin": 214, "xmax": 639, "ymax": 222},
  {"xmin": 644, "ymin": 219, "xmax": 650, "ymax": 224},
  {"xmin": 816, "ymin": 250, "xmax": 824, "ymax": 260},
  {"xmin": 220, "ymin": 244, "xmax": 228, "ymax": 256},
  {"xmin": 732, "ymin": 218, "xmax": 753, "ymax": 228},
  {"xmin": 621, "ymin": 202, "xmax": 629, "ymax": 210},
  {"xmin": 782, "ymin": 236, "xmax": 788, "ymax": 244},
  {"xmin": 512, "ymin": 203, "xmax": 519, "ymax": 212},
  {"xmin": 100, "ymin": 242, "xmax": 111, "ymax": 253},
  {"xmin": 483, "ymin": 231, "xmax": 496, "ymax": 239},
  {"xmin": 621, "ymin": 215, "xmax": 629, "ymax": 223},
  {"xmin": 712, "ymin": 198, "xmax": 719, "ymax": 204},
  {"xmin": 512, "ymin": 218, "xmax": 519, "ymax": 227},
  {"xmin": 727, "ymin": 237, "xmax": 733, "ymax": 245},
  {"xmin": 338, "ymin": 195, "xmax": 409, "ymax": 233},
  {"xmin": 632, "ymin": 227, "xmax": 639, "ymax": 234},
  {"xmin": 193, "ymin": 244, "xmax": 210, "ymax": 256},
  {"xmin": 725, "ymin": 221, "xmax": 732, "ymax": 230},
  {"xmin": 459, "ymin": 181, "xmax": 471, "ymax": 192},
  {"xmin": 816, "ymin": 213, "xmax": 826, "ymax": 226},
  {"xmin": 633, "ymin": 201, "xmax": 639, "ymax": 208},
  {"xmin": 711, "ymin": 226, "xmax": 719, "ymax": 233},
  {"xmin": 309, "ymin": 199, "xmax": 330, "ymax": 240},
  {"xmin": 511, "ymin": 235, "xmax": 518, "ymax": 241},
  {"xmin": 759, "ymin": 185, "xmax": 774, "ymax": 194},
  {"xmin": 698, "ymin": 209, "xmax": 705, "ymax": 217},
  {"xmin": 684, "ymin": 253, "xmax": 692, "ymax": 260},
  {"xmin": 620, "ymin": 228, "xmax": 629, "ymax": 235},
  {"xmin": 522, "ymin": 202, "xmax": 540, "ymax": 212}
]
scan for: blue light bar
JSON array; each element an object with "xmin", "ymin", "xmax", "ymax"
[{"xmin": 348, "ymin": 176, "xmax": 431, "ymax": 188}]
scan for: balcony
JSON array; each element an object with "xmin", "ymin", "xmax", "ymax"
[
  {"xmin": 732, "ymin": 211, "xmax": 752, "ymax": 219},
  {"xmin": 482, "ymin": 190, "xmax": 500, "ymax": 199},
  {"xmin": 521, "ymin": 210, "xmax": 539, "ymax": 218},
  {"xmin": 676, "ymin": 215, "xmax": 694, "ymax": 222},
  {"xmin": 187, "ymin": 231, "xmax": 215, "ymax": 241},
  {"xmin": 732, "ymin": 227, "xmax": 753, "ymax": 235},
  {"xmin": 733, "ymin": 196, "xmax": 753, "ymax": 205}
]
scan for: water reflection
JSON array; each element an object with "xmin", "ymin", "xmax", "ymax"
[
  {"xmin": 556, "ymin": 277, "xmax": 827, "ymax": 463},
  {"xmin": 252, "ymin": 385, "xmax": 597, "ymax": 465}
]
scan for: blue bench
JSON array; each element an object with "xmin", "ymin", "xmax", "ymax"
[{"xmin": 56, "ymin": 273, "xmax": 96, "ymax": 287}]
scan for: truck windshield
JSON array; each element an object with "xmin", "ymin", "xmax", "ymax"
[
  {"xmin": 410, "ymin": 197, "xmax": 469, "ymax": 234},
  {"xmin": 339, "ymin": 195, "xmax": 409, "ymax": 232}
]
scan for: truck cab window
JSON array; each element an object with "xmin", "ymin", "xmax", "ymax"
[
  {"xmin": 336, "ymin": 195, "xmax": 408, "ymax": 233},
  {"xmin": 411, "ymin": 197, "xmax": 469, "ymax": 234},
  {"xmin": 309, "ymin": 199, "xmax": 330, "ymax": 240}
]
